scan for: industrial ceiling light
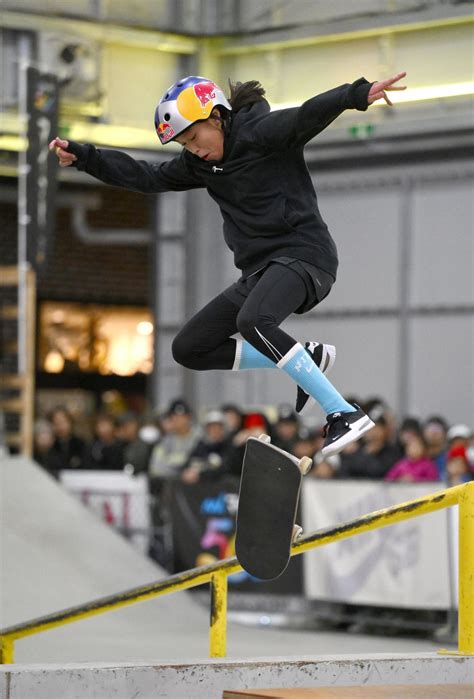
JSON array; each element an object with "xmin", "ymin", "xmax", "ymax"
[{"xmin": 272, "ymin": 82, "xmax": 474, "ymax": 110}]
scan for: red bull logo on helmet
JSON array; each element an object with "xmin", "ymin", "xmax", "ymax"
[
  {"xmin": 157, "ymin": 122, "xmax": 175, "ymax": 143},
  {"xmin": 194, "ymin": 81, "xmax": 217, "ymax": 108}
]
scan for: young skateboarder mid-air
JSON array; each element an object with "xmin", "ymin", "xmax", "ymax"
[{"xmin": 50, "ymin": 70, "xmax": 407, "ymax": 457}]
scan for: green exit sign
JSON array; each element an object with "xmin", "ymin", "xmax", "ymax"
[{"xmin": 348, "ymin": 123, "xmax": 375, "ymax": 139}]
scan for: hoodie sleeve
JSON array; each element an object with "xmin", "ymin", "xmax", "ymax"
[
  {"xmin": 251, "ymin": 78, "xmax": 373, "ymax": 149},
  {"xmin": 67, "ymin": 141, "xmax": 204, "ymax": 193}
]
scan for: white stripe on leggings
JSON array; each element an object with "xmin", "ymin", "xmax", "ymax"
[
  {"xmin": 232, "ymin": 338, "xmax": 243, "ymax": 370},
  {"xmin": 254, "ymin": 326, "xmax": 283, "ymax": 362}
]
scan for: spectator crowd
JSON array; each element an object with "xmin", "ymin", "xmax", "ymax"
[{"xmin": 33, "ymin": 397, "xmax": 474, "ymax": 487}]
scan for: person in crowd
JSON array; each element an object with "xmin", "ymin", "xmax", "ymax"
[
  {"xmin": 422, "ymin": 415, "xmax": 449, "ymax": 480},
  {"xmin": 221, "ymin": 403, "xmax": 244, "ymax": 438},
  {"xmin": 137, "ymin": 414, "xmax": 162, "ymax": 458},
  {"xmin": 384, "ymin": 432, "xmax": 439, "ymax": 482},
  {"xmin": 82, "ymin": 413, "xmax": 124, "ymax": 470},
  {"xmin": 310, "ymin": 451, "xmax": 340, "ymax": 479},
  {"xmin": 272, "ymin": 404, "xmax": 301, "ymax": 452},
  {"xmin": 292, "ymin": 427, "xmax": 318, "ymax": 461},
  {"xmin": 116, "ymin": 411, "xmax": 159, "ymax": 475},
  {"xmin": 446, "ymin": 444, "xmax": 473, "ymax": 486},
  {"xmin": 397, "ymin": 416, "xmax": 423, "ymax": 449},
  {"xmin": 33, "ymin": 418, "xmax": 63, "ymax": 477},
  {"xmin": 338, "ymin": 403, "xmax": 401, "ymax": 479},
  {"xmin": 446, "ymin": 424, "xmax": 472, "ymax": 449},
  {"xmin": 364, "ymin": 397, "xmax": 398, "ymax": 444},
  {"xmin": 148, "ymin": 399, "xmax": 202, "ymax": 480},
  {"xmin": 181, "ymin": 409, "xmax": 232, "ymax": 484},
  {"xmin": 224, "ymin": 411, "xmax": 270, "ymax": 478},
  {"xmin": 48, "ymin": 406, "xmax": 85, "ymax": 470}
]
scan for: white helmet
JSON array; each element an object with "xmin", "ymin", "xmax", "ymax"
[{"xmin": 155, "ymin": 75, "xmax": 231, "ymax": 145}]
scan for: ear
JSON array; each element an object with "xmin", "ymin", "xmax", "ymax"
[{"xmin": 210, "ymin": 108, "xmax": 222, "ymax": 124}]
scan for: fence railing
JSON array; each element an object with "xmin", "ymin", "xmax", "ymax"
[{"xmin": 1, "ymin": 481, "xmax": 473, "ymax": 664}]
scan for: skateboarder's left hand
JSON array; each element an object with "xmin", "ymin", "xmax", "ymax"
[{"xmin": 368, "ymin": 71, "xmax": 407, "ymax": 106}]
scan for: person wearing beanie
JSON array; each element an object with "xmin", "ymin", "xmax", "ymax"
[{"xmin": 446, "ymin": 444, "xmax": 473, "ymax": 485}]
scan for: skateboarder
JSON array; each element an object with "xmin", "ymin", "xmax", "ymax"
[{"xmin": 50, "ymin": 71, "xmax": 407, "ymax": 457}]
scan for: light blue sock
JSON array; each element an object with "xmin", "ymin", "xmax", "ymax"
[
  {"xmin": 277, "ymin": 342, "xmax": 355, "ymax": 416},
  {"xmin": 232, "ymin": 339, "xmax": 276, "ymax": 370}
]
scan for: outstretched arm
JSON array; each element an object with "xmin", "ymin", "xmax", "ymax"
[
  {"xmin": 48, "ymin": 137, "xmax": 204, "ymax": 193},
  {"xmin": 252, "ymin": 72, "xmax": 407, "ymax": 148}
]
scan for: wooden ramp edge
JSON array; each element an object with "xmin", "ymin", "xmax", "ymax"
[{"xmin": 223, "ymin": 685, "xmax": 473, "ymax": 699}]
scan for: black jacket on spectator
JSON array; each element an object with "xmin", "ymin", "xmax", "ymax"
[
  {"xmin": 82, "ymin": 440, "xmax": 124, "ymax": 470},
  {"xmin": 49, "ymin": 436, "xmax": 85, "ymax": 470},
  {"xmin": 186, "ymin": 437, "xmax": 232, "ymax": 480},
  {"xmin": 339, "ymin": 443, "xmax": 402, "ymax": 479}
]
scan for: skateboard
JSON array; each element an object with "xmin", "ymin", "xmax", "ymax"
[{"xmin": 235, "ymin": 434, "xmax": 312, "ymax": 580}]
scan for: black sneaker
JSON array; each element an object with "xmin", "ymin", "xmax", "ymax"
[
  {"xmin": 295, "ymin": 342, "xmax": 336, "ymax": 414},
  {"xmin": 321, "ymin": 404, "xmax": 375, "ymax": 457}
]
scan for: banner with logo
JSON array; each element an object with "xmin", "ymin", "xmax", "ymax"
[
  {"xmin": 169, "ymin": 476, "xmax": 303, "ymax": 594},
  {"xmin": 26, "ymin": 66, "xmax": 59, "ymax": 277},
  {"xmin": 302, "ymin": 480, "xmax": 451, "ymax": 608}
]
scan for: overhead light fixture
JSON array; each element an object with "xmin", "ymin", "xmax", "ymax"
[
  {"xmin": 271, "ymin": 82, "xmax": 474, "ymax": 110},
  {"xmin": 371, "ymin": 81, "xmax": 474, "ymax": 105}
]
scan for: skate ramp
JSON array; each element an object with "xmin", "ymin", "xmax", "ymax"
[{"xmin": 0, "ymin": 456, "xmax": 209, "ymax": 662}]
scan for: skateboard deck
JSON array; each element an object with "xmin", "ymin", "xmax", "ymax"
[{"xmin": 235, "ymin": 435, "xmax": 311, "ymax": 580}]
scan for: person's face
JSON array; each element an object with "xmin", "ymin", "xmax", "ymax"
[
  {"xmin": 117, "ymin": 420, "xmax": 138, "ymax": 442},
  {"xmin": 406, "ymin": 435, "xmax": 425, "ymax": 461},
  {"xmin": 399, "ymin": 428, "xmax": 419, "ymax": 447},
  {"xmin": 96, "ymin": 417, "xmax": 115, "ymax": 442},
  {"xmin": 205, "ymin": 422, "xmax": 226, "ymax": 443},
  {"xmin": 35, "ymin": 428, "xmax": 54, "ymax": 451},
  {"xmin": 51, "ymin": 410, "xmax": 72, "ymax": 439},
  {"xmin": 293, "ymin": 439, "xmax": 314, "ymax": 459},
  {"xmin": 447, "ymin": 456, "xmax": 468, "ymax": 477},
  {"xmin": 276, "ymin": 421, "xmax": 298, "ymax": 441},
  {"xmin": 423, "ymin": 424, "xmax": 446, "ymax": 451},
  {"xmin": 364, "ymin": 423, "xmax": 387, "ymax": 448},
  {"xmin": 171, "ymin": 412, "xmax": 192, "ymax": 435},
  {"xmin": 176, "ymin": 113, "xmax": 224, "ymax": 161},
  {"xmin": 223, "ymin": 409, "xmax": 242, "ymax": 432}
]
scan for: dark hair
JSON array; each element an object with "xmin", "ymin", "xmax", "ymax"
[
  {"xmin": 423, "ymin": 415, "xmax": 449, "ymax": 432},
  {"xmin": 227, "ymin": 80, "xmax": 267, "ymax": 112},
  {"xmin": 48, "ymin": 405, "xmax": 72, "ymax": 423}
]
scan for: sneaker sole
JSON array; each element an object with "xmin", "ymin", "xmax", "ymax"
[
  {"xmin": 299, "ymin": 343, "xmax": 336, "ymax": 415},
  {"xmin": 321, "ymin": 416, "xmax": 375, "ymax": 458}
]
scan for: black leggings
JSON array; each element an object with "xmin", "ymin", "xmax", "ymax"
[{"xmin": 172, "ymin": 263, "xmax": 308, "ymax": 370}]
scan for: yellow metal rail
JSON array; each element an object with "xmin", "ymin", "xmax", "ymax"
[{"xmin": 1, "ymin": 482, "xmax": 473, "ymax": 664}]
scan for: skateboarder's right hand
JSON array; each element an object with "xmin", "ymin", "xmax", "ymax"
[{"xmin": 49, "ymin": 137, "xmax": 77, "ymax": 167}]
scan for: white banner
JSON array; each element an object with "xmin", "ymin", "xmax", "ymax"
[
  {"xmin": 60, "ymin": 471, "xmax": 150, "ymax": 554},
  {"xmin": 302, "ymin": 480, "xmax": 454, "ymax": 609}
]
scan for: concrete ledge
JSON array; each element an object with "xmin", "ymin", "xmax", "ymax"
[{"xmin": 1, "ymin": 653, "xmax": 473, "ymax": 699}]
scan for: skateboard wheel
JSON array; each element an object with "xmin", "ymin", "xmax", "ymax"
[
  {"xmin": 298, "ymin": 456, "xmax": 312, "ymax": 475},
  {"xmin": 292, "ymin": 524, "xmax": 303, "ymax": 541},
  {"xmin": 258, "ymin": 434, "xmax": 271, "ymax": 444}
]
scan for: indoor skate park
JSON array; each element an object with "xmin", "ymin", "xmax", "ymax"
[{"xmin": 0, "ymin": 1, "xmax": 473, "ymax": 698}]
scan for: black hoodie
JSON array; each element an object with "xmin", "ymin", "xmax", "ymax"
[{"xmin": 68, "ymin": 77, "xmax": 372, "ymax": 279}]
